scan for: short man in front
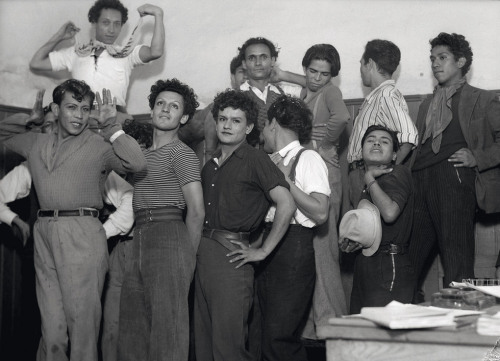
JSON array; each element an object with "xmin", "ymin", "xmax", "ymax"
[
  {"xmin": 194, "ymin": 90, "xmax": 295, "ymax": 361},
  {"xmin": 347, "ymin": 39, "xmax": 418, "ymax": 208},
  {"xmin": 341, "ymin": 125, "xmax": 414, "ymax": 313},
  {"xmin": 408, "ymin": 33, "xmax": 500, "ymax": 290},
  {"xmin": 0, "ymin": 79, "xmax": 146, "ymax": 361}
]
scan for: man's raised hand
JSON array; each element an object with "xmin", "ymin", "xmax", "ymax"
[
  {"xmin": 27, "ymin": 89, "xmax": 46, "ymax": 126},
  {"xmin": 95, "ymin": 89, "xmax": 117, "ymax": 126}
]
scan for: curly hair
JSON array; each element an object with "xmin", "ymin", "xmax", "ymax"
[
  {"xmin": 238, "ymin": 37, "xmax": 279, "ymax": 60},
  {"xmin": 361, "ymin": 124, "xmax": 400, "ymax": 153},
  {"xmin": 52, "ymin": 79, "xmax": 95, "ymax": 106},
  {"xmin": 362, "ymin": 39, "xmax": 401, "ymax": 76},
  {"xmin": 122, "ymin": 119, "xmax": 153, "ymax": 148},
  {"xmin": 88, "ymin": 0, "xmax": 128, "ymax": 24},
  {"xmin": 302, "ymin": 44, "xmax": 341, "ymax": 77},
  {"xmin": 267, "ymin": 95, "xmax": 312, "ymax": 145},
  {"xmin": 148, "ymin": 79, "xmax": 199, "ymax": 121},
  {"xmin": 430, "ymin": 33, "xmax": 473, "ymax": 76},
  {"xmin": 211, "ymin": 89, "xmax": 259, "ymax": 128}
]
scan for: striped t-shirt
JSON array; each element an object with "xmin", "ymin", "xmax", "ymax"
[{"xmin": 132, "ymin": 139, "xmax": 201, "ymax": 211}]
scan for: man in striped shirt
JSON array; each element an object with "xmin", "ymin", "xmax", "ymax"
[
  {"xmin": 347, "ymin": 40, "xmax": 418, "ymax": 208},
  {"xmin": 117, "ymin": 79, "xmax": 205, "ymax": 361}
]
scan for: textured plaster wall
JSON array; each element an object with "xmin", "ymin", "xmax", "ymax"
[{"xmin": 0, "ymin": 0, "xmax": 499, "ymax": 113}]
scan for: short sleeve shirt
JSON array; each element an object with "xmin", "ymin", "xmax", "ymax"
[
  {"xmin": 360, "ymin": 164, "xmax": 413, "ymax": 246},
  {"xmin": 202, "ymin": 143, "xmax": 289, "ymax": 233},
  {"xmin": 133, "ymin": 140, "xmax": 201, "ymax": 211},
  {"xmin": 49, "ymin": 45, "xmax": 145, "ymax": 106},
  {"xmin": 265, "ymin": 141, "xmax": 330, "ymax": 227}
]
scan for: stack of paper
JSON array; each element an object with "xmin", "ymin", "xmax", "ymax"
[
  {"xmin": 358, "ymin": 301, "xmax": 455, "ymax": 329},
  {"xmin": 477, "ymin": 313, "xmax": 500, "ymax": 336}
]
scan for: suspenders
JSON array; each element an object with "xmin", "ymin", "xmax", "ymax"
[{"xmin": 288, "ymin": 148, "xmax": 307, "ymax": 183}]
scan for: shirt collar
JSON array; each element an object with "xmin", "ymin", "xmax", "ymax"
[
  {"xmin": 365, "ymin": 79, "xmax": 395, "ymax": 104},
  {"xmin": 277, "ymin": 140, "xmax": 302, "ymax": 165},
  {"xmin": 240, "ymin": 81, "xmax": 282, "ymax": 95},
  {"xmin": 211, "ymin": 141, "xmax": 249, "ymax": 164}
]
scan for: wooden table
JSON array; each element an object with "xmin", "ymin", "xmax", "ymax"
[{"xmin": 317, "ymin": 317, "xmax": 500, "ymax": 361}]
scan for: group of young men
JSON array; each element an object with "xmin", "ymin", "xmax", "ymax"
[{"xmin": 1, "ymin": 0, "xmax": 499, "ymax": 361}]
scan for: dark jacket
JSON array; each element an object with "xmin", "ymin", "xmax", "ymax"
[{"xmin": 409, "ymin": 83, "xmax": 500, "ymax": 213}]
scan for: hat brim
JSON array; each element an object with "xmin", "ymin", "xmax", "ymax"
[{"xmin": 358, "ymin": 199, "xmax": 382, "ymax": 257}]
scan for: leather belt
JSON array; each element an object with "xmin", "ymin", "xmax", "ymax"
[
  {"xmin": 348, "ymin": 160, "xmax": 364, "ymax": 172},
  {"xmin": 37, "ymin": 208, "xmax": 99, "ymax": 218},
  {"xmin": 202, "ymin": 228, "xmax": 250, "ymax": 251},
  {"xmin": 135, "ymin": 207, "xmax": 183, "ymax": 226},
  {"xmin": 378, "ymin": 243, "xmax": 408, "ymax": 255}
]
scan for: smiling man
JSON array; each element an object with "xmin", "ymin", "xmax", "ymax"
[
  {"xmin": 29, "ymin": 0, "xmax": 164, "ymax": 112},
  {"xmin": 408, "ymin": 33, "xmax": 500, "ymax": 293},
  {"xmin": 194, "ymin": 89, "xmax": 295, "ymax": 361},
  {"xmin": 341, "ymin": 125, "xmax": 414, "ymax": 314},
  {"xmin": 0, "ymin": 79, "xmax": 146, "ymax": 361}
]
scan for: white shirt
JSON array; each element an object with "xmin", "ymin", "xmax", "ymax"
[
  {"xmin": 0, "ymin": 163, "xmax": 134, "ymax": 238},
  {"xmin": 49, "ymin": 45, "xmax": 145, "ymax": 106},
  {"xmin": 240, "ymin": 81, "xmax": 301, "ymax": 102},
  {"xmin": 265, "ymin": 140, "xmax": 330, "ymax": 228}
]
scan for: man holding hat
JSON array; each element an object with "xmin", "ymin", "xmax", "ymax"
[{"xmin": 340, "ymin": 125, "xmax": 415, "ymax": 314}]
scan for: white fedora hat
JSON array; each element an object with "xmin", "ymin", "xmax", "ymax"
[{"xmin": 339, "ymin": 199, "xmax": 382, "ymax": 256}]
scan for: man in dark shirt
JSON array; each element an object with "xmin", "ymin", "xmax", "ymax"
[
  {"xmin": 194, "ymin": 90, "xmax": 295, "ymax": 361},
  {"xmin": 408, "ymin": 33, "xmax": 500, "ymax": 294},
  {"xmin": 340, "ymin": 125, "xmax": 414, "ymax": 314}
]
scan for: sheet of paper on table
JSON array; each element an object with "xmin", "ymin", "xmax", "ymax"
[
  {"xmin": 450, "ymin": 281, "xmax": 500, "ymax": 298},
  {"xmin": 355, "ymin": 301, "xmax": 458, "ymax": 329}
]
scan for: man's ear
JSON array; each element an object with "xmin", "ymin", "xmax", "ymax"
[
  {"xmin": 368, "ymin": 58, "xmax": 376, "ymax": 71},
  {"xmin": 392, "ymin": 151, "xmax": 397, "ymax": 162},
  {"xmin": 271, "ymin": 57, "xmax": 276, "ymax": 67},
  {"xmin": 180, "ymin": 114, "xmax": 189, "ymax": 125},
  {"xmin": 242, "ymin": 60, "xmax": 247, "ymax": 70},
  {"xmin": 457, "ymin": 56, "xmax": 466, "ymax": 70},
  {"xmin": 51, "ymin": 103, "xmax": 59, "ymax": 118},
  {"xmin": 303, "ymin": 66, "xmax": 307, "ymax": 75},
  {"xmin": 246, "ymin": 122, "xmax": 255, "ymax": 135},
  {"xmin": 270, "ymin": 118, "xmax": 278, "ymax": 130}
]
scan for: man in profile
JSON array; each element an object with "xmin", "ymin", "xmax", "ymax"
[{"xmin": 347, "ymin": 39, "xmax": 418, "ymax": 208}]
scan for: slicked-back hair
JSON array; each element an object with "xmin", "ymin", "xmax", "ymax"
[
  {"xmin": 238, "ymin": 37, "xmax": 279, "ymax": 60},
  {"xmin": 211, "ymin": 89, "xmax": 259, "ymax": 128},
  {"xmin": 52, "ymin": 79, "xmax": 95, "ymax": 106},
  {"xmin": 361, "ymin": 124, "xmax": 400, "ymax": 153},
  {"xmin": 430, "ymin": 32, "xmax": 473, "ymax": 76},
  {"xmin": 148, "ymin": 79, "xmax": 199, "ymax": 121},
  {"xmin": 268, "ymin": 95, "xmax": 312, "ymax": 145},
  {"xmin": 88, "ymin": 0, "xmax": 128, "ymax": 24},
  {"xmin": 302, "ymin": 44, "xmax": 341, "ymax": 77},
  {"xmin": 362, "ymin": 39, "xmax": 401, "ymax": 76}
]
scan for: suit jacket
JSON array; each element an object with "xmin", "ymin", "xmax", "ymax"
[{"xmin": 409, "ymin": 83, "xmax": 500, "ymax": 214}]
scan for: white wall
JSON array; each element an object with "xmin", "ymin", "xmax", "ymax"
[{"xmin": 0, "ymin": 0, "xmax": 499, "ymax": 114}]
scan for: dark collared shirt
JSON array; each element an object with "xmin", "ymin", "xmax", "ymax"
[
  {"xmin": 360, "ymin": 164, "xmax": 413, "ymax": 247},
  {"xmin": 202, "ymin": 142, "xmax": 289, "ymax": 233}
]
